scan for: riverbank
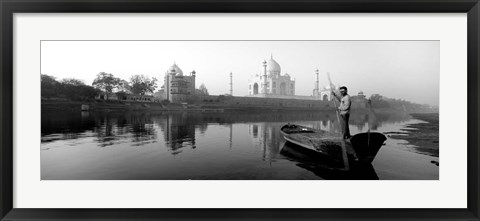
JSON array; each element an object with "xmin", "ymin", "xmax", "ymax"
[
  {"xmin": 389, "ymin": 113, "xmax": 439, "ymax": 157},
  {"xmin": 41, "ymin": 99, "xmax": 213, "ymax": 112},
  {"xmin": 41, "ymin": 99, "xmax": 341, "ymax": 112},
  {"xmin": 41, "ymin": 99, "xmax": 433, "ymax": 114}
]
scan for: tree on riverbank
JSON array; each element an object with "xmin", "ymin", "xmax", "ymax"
[
  {"xmin": 369, "ymin": 94, "xmax": 435, "ymax": 112},
  {"xmin": 92, "ymin": 72, "xmax": 121, "ymax": 99},
  {"xmin": 41, "ymin": 74, "xmax": 101, "ymax": 101},
  {"xmin": 59, "ymin": 78, "xmax": 100, "ymax": 101},
  {"xmin": 61, "ymin": 78, "xmax": 85, "ymax": 86},
  {"xmin": 129, "ymin": 75, "xmax": 158, "ymax": 95},
  {"xmin": 117, "ymin": 80, "xmax": 132, "ymax": 94},
  {"xmin": 41, "ymin": 74, "xmax": 59, "ymax": 98}
]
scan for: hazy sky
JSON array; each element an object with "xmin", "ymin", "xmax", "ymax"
[{"xmin": 41, "ymin": 41, "xmax": 439, "ymax": 106}]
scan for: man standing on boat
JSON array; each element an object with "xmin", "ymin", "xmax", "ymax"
[{"xmin": 332, "ymin": 86, "xmax": 352, "ymax": 139}]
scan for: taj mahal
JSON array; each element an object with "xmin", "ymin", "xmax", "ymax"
[
  {"xmin": 248, "ymin": 55, "xmax": 295, "ymax": 97},
  {"xmin": 247, "ymin": 55, "xmax": 336, "ymax": 101}
]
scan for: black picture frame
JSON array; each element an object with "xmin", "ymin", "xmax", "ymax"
[{"xmin": 1, "ymin": 0, "xmax": 479, "ymax": 220}]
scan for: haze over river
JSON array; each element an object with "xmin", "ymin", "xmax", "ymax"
[{"xmin": 41, "ymin": 110, "xmax": 439, "ymax": 180}]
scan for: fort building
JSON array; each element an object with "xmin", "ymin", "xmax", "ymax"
[{"xmin": 158, "ymin": 63, "xmax": 196, "ymax": 103}]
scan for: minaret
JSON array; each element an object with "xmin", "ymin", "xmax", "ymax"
[
  {"xmin": 191, "ymin": 70, "xmax": 196, "ymax": 94},
  {"xmin": 229, "ymin": 72, "xmax": 233, "ymax": 96},
  {"xmin": 165, "ymin": 71, "xmax": 170, "ymax": 101},
  {"xmin": 315, "ymin": 68, "xmax": 320, "ymax": 96},
  {"xmin": 262, "ymin": 60, "xmax": 267, "ymax": 95}
]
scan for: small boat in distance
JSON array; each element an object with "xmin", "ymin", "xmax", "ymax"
[{"xmin": 280, "ymin": 124, "xmax": 387, "ymax": 163}]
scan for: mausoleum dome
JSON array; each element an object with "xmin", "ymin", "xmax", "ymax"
[
  {"xmin": 167, "ymin": 63, "xmax": 183, "ymax": 76},
  {"xmin": 266, "ymin": 57, "xmax": 281, "ymax": 74}
]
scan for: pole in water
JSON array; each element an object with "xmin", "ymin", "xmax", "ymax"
[
  {"xmin": 367, "ymin": 129, "xmax": 370, "ymax": 148},
  {"xmin": 326, "ymin": 72, "xmax": 341, "ymax": 127}
]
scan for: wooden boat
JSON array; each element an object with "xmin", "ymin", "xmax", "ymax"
[{"xmin": 280, "ymin": 124, "xmax": 386, "ymax": 163}]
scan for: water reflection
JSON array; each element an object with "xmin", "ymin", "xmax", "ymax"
[
  {"xmin": 280, "ymin": 142, "xmax": 379, "ymax": 180},
  {"xmin": 157, "ymin": 113, "xmax": 197, "ymax": 155},
  {"xmin": 41, "ymin": 110, "xmax": 435, "ymax": 180}
]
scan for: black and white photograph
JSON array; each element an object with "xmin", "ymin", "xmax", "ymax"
[{"xmin": 40, "ymin": 40, "xmax": 439, "ymax": 180}]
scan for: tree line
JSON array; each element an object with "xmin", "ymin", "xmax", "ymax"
[
  {"xmin": 368, "ymin": 94, "xmax": 436, "ymax": 112},
  {"xmin": 41, "ymin": 72, "xmax": 159, "ymax": 101},
  {"xmin": 41, "ymin": 72, "xmax": 210, "ymax": 101},
  {"xmin": 41, "ymin": 75, "xmax": 100, "ymax": 101}
]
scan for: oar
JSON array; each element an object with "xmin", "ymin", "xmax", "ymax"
[
  {"xmin": 326, "ymin": 72, "xmax": 341, "ymax": 129},
  {"xmin": 326, "ymin": 72, "xmax": 350, "ymax": 170},
  {"xmin": 366, "ymin": 99, "xmax": 378, "ymax": 148}
]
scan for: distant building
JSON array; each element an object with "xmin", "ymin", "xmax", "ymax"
[
  {"xmin": 248, "ymin": 55, "xmax": 295, "ymax": 97},
  {"xmin": 121, "ymin": 94, "xmax": 155, "ymax": 102},
  {"xmin": 313, "ymin": 84, "xmax": 338, "ymax": 101},
  {"xmin": 357, "ymin": 91, "xmax": 366, "ymax": 99},
  {"xmin": 95, "ymin": 92, "xmax": 118, "ymax": 101},
  {"xmin": 158, "ymin": 63, "xmax": 196, "ymax": 103},
  {"xmin": 312, "ymin": 69, "xmax": 338, "ymax": 101},
  {"xmin": 351, "ymin": 91, "xmax": 368, "ymax": 109}
]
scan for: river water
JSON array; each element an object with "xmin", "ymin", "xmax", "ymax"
[{"xmin": 41, "ymin": 110, "xmax": 439, "ymax": 180}]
